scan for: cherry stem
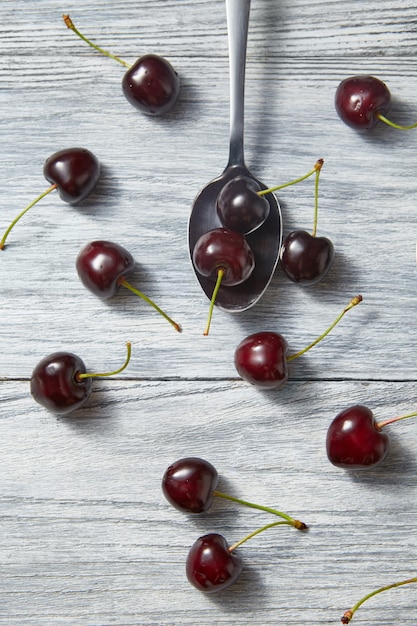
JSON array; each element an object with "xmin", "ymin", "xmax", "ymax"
[
  {"xmin": 76, "ymin": 341, "xmax": 132, "ymax": 381},
  {"xmin": 311, "ymin": 159, "xmax": 324, "ymax": 238},
  {"xmin": 120, "ymin": 279, "xmax": 181, "ymax": 332},
  {"xmin": 228, "ymin": 520, "xmax": 294, "ymax": 553},
  {"xmin": 376, "ymin": 112, "xmax": 417, "ymax": 131},
  {"xmin": 63, "ymin": 14, "xmax": 131, "ymax": 69},
  {"xmin": 204, "ymin": 268, "xmax": 224, "ymax": 336},
  {"xmin": 376, "ymin": 410, "xmax": 417, "ymax": 430},
  {"xmin": 287, "ymin": 295, "xmax": 363, "ymax": 363},
  {"xmin": 341, "ymin": 576, "xmax": 417, "ymax": 624},
  {"xmin": 213, "ymin": 490, "xmax": 307, "ymax": 530},
  {"xmin": 257, "ymin": 158, "xmax": 323, "ymax": 197},
  {"xmin": 0, "ymin": 184, "xmax": 58, "ymax": 250}
]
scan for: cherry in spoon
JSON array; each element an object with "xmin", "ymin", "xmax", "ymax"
[{"xmin": 188, "ymin": 0, "xmax": 282, "ymax": 312}]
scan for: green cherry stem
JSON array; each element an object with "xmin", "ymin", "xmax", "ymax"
[
  {"xmin": 257, "ymin": 159, "xmax": 323, "ymax": 197},
  {"xmin": 228, "ymin": 520, "xmax": 296, "ymax": 553},
  {"xmin": 213, "ymin": 490, "xmax": 307, "ymax": 530},
  {"xmin": 287, "ymin": 295, "xmax": 363, "ymax": 363},
  {"xmin": 341, "ymin": 576, "xmax": 417, "ymax": 624},
  {"xmin": 203, "ymin": 268, "xmax": 224, "ymax": 336},
  {"xmin": 376, "ymin": 112, "xmax": 417, "ymax": 130},
  {"xmin": 311, "ymin": 159, "xmax": 324, "ymax": 238},
  {"xmin": 120, "ymin": 279, "xmax": 182, "ymax": 332},
  {"xmin": 63, "ymin": 14, "xmax": 131, "ymax": 68},
  {"xmin": 0, "ymin": 183, "xmax": 58, "ymax": 250},
  {"xmin": 76, "ymin": 342, "xmax": 132, "ymax": 381},
  {"xmin": 376, "ymin": 410, "xmax": 417, "ymax": 430}
]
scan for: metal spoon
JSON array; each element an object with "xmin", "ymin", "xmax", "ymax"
[{"xmin": 188, "ymin": 0, "xmax": 282, "ymax": 312}]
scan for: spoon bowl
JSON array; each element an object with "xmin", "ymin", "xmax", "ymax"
[{"xmin": 188, "ymin": 0, "xmax": 282, "ymax": 312}]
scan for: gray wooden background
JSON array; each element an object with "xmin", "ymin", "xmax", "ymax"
[{"xmin": 1, "ymin": 1, "xmax": 416, "ymax": 624}]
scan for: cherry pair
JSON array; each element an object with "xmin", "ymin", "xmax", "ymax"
[{"xmin": 162, "ymin": 457, "xmax": 307, "ymax": 593}]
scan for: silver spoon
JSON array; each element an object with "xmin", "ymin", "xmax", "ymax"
[{"xmin": 188, "ymin": 0, "xmax": 282, "ymax": 312}]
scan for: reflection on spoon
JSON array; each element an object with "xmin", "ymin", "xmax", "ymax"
[{"xmin": 188, "ymin": 0, "xmax": 282, "ymax": 312}]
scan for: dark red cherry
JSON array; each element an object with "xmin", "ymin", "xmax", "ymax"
[
  {"xmin": 216, "ymin": 176, "xmax": 270, "ymax": 234},
  {"xmin": 186, "ymin": 533, "xmax": 243, "ymax": 593},
  {"xmin": 30, "ymin": 352, "xmax": 92, "ymax": 415},
  {"xmin": 43, "ymin": 147, "xmax": 100, "ymax": 204},
  {"xmin": 234, "ymin": 332, "xmax": 288, "ymax": 389},
  {"xmin": 192, "ymin": 228, "xmax": 255, "ymax": 286},
  {"xmin": 76, "ymin": 240, "xmax": 135, "ymax": 299},
  {"xmin": 122, "ymin": 54, "xmax": 179, "ymax": 116},
  {"xmin": 280, "ymin": 229, "xmax": 335, "ymax": 285},
  {"xmin": 162, "ymin": 457, "xmax": 218, "ymax": 513},
  {"xmin": 326, "ymin": 405, "xmax": 390, "ymax": 469},
  {"xmin": 335, "ymin": 75, "xmax": 391, "ymax": 132}
]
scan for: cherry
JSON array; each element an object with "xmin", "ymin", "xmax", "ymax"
[
  {"xmin": 76, "ymin": 240, "xmax": 181, "ymax": 332},
  {"xmin": 192, "ymin": 228, "xmax": 255, "ymax": 335},
  {"xmin": 30, "ymin": 342, "xmax": 131, "ymax": 415},
  {"xmin": 0, "ymin": 147, "xmax": 100, "ymax": 250},
  {"xmin": 280, "ymin": 159, "xmax": 335, "ymax": 285},
  {"xmin": 216, "ymin": 177, "xmax": 270, "ymax": 234},
  {"xmin": 63, "ymin": 15, "xmax": 179, "ymax": 116},
  {"xmin": 326, "ymin": 404, "xmax": 417, "ymax": 470},
  {"xmin": 335, "ymin": 75, "xmax": 417, "ymax": 132},
  {"xmin": 341, "ymin": 576, "xmax": 417, "ymax": 624},
  {"xmin": 234, "ymin": 295, "xmax": 362, "ymax": 389},
  {"xmin": 162, "ymin": 456, "xmax": 307, "ymax": 528}
]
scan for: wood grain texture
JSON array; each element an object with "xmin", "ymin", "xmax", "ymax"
[{"xmin": 1, "ymin": 1, "xmax": 417, "ymax": 625}]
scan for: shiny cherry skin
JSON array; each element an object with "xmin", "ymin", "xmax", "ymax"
[
  {"xmin": 122, "ymin": 54, "xmax": 180, "ymax": 116},
  {"xmin": 335, "ymin": 75, "xmax": 391, "ymax": 132},
  {"xmin": 216, "ymin": 176, "xmax": 270, "ymax": 234},
  {"xmin": 234, "ymin": 332, "xmax": 288, "ymax": 389},
  {"xmin": 30, "ymin": 352, "xmax": 92, "ymax": 415},
  {"xmin": 192, "ymin": 228, "xmax": 255, "ymax": 286},
  {"xmin": 162, "ymin": 457, "xmax": 218, "ymax": 514},
  {"xmin": 326, "ymin": 404, "xmax": 391, "ymax": 469},
  {"xmin": 43, "ymin": 147, "xmax": 100, "ymax": 204},
  {"xmin": 186, "ymin": 533, "xmax": 243, "ymax": 593},
  {"xmin": 76, "ymin": 240, "xmax": 135, "ymax": 299},
  {"xmin": 280, "ymin": 229, "xmax": 335, "ymax": 285}
]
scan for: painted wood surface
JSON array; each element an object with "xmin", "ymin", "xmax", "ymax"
[{"xmin": 1, "ymin": 1, "xmax": 417, "ymax": 624}]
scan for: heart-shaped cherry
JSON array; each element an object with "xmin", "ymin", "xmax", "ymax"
[
  {"xmin": 235, "ymin": 296, "xmax": 362, "ymax": 389},
  {"xmin": 341, "ymin": 575, "xmax": 417, "ymax": 624},
  {"xmin": 335, "ymin": 75, "xmax": 417, "ymax": 132},
  {"xmin": 30, "ymin": 342, "xmax": 131, "ymax": 415},
  {"xmin": 216, "ymin": 176, "xmax": 270, "ymax": 234},
  {"xmin": 326, "ymin": 404, "xmax": 417, "ymax": 470},
  {"xmin": 280, "ymin": 159, "xmax": 334, "ymax": 285},
  {"xmin": 192, "ymin": 228, "xmax": 255, "ymax": 335},
  {"xmin": 63, "ymin": 15, "xmax": 179, "ymax": 116},
  {"xmin": 0, "ymin": 147, "xmax": 100, "ymax": 250},
  {"xmin": 76, "ymin": 240, "xmax": 181, "ymax": 332},
  {"xmin": 162, "ymin": 456, "xmax": 307, "ymax": 528}
]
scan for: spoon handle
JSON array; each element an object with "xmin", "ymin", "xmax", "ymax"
[{"xmin": 226, "ymin": 0, "xmax": 251, "ymax": 167}]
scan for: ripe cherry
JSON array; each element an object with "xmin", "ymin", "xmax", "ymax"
[
  {"xmin": 0, "ymin": 147, "xmax": 100, "ymax": 250},
  {"xmin": 335, "ymin": 75, "xmax": 417, "ymax": 132},
  {"xmin": 234, "ymin": 295, "xmax": 362, "ymax": 389},
  {"xmin": 192, "ymin": 228, "xmax": 255, "ymax": 335},
  {"xmin": 162, "ymin": 456, "xmax": 307, "ymax": 528},
  {"xmin": 280, "ymin": 159, "xmax": 335, "ymax": 285},
  {"xmin": 30, "ymin": 342, "xmax": 131, "ymax": 415},
  {"xmin": 76, "ymin": 240, "xmax": 181, "ymax": 332},
  {"xmin": 326, "ymin": 404, "xmax": 417, "ymax": 470},
  {"xmin": 341, "ymin": 575, "xmax": 417, "ymax": 624},
  {"xmin": 63, "ymin": 15, "xmax": 179, "ymax": 116},
  {"xmin": 216, "ymin": 177, "xmax": 270, "ymax": 234}
]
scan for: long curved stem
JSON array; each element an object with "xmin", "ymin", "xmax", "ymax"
[
  {"xmin": 228, "ymin": 520, "xmax": 292, "ymax": 553},
  {"xmin": 341, "ymin": 576, "xmax": 417, "ymax": 623},
  {"xmin": 77, "ymin": 342, "xmax": 132, "ymax": 381},
  {"xmin": 311, "ymin": 160, "xmax": 323, "ymax": 237},
  {"xmin": 287, "ymin": 295, "xmax": 362, "ymax": 363},
  {"xmin": 120, "ymin": 279, "xmax": 181, "ymax": 332},
  {"xmin": 63, "ymin": 14, "xmax": 130, "ymax": 69},
  {"xmin": 377, "ymin": 112, "xmax": 417, "ymax": 130},
  {"xmin": 213, "ymin": 490, "xmax": 307, "ymax": 530},
  {"xmin": 0, "ymin": 184, "xmax": 57, "ymax": 250},
  {"xmin": 204, "ymin": 268, "xmax": 224, "ymax": 336},
  {"xmin": 257, "ymin": 159, "xmax": 323, "ymax": 197}
]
